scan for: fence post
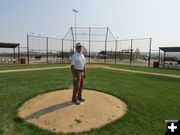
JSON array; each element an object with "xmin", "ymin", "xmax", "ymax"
[
  {"xmin": 163, "ymin": 51, "xmax": 166, "ymax": 68},
  {"xmin": 148, "ymin": 38, "xmax": 152, "ymax": 67},
  {"xmin": 104, "ymin": 27, "xmax": 109, "ymax": 63},
  {"xmin": 13, "ymin": 47, "xmax": 15, "ymax": 64},
  {"xmin": 130, "ymin": 39, "xmax": 133, "ymax": 66},
  {"xmin": 71, "ymin": 27, "xmax": 75, "ymax": 53},
  {"xmin": 18, "ymin": 46, "xmax": 20, "ymax": 64},
  {"xmin": 27, "ymin": 35, "xmax": 29, "ymax": 64},
  {"xmin": 62, "ymin": 39, "xmax": 64, "ymax": 63},
  {"xmin": 158, "ymin": 48, "xmax": 160, "ymax": 63},
  {"xmin": 46, "ymin": 37, "xmax": 48, "ymax": 63},
  {"xmin": 89, "ymin": 27, "xmax": 91, "ymax": 63},
  {"xmin": 115, "ymin": 40, "xmax": 117, "ymax": 64}
]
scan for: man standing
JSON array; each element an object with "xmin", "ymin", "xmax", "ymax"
[{"xmin": 71, "ymin": 43, "xmax": 86, "ymax": 105}]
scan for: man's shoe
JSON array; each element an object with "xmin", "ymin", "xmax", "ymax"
[
  {"xmin": 78, "ymin": 98, "xmax": 85, "ymax": 102},
  {"xmin": 72, "ymin": 100, "xmax": 81, "ymax": 105}
]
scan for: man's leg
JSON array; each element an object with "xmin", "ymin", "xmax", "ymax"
[
  {"xmin": 78, "ymin": 72, "xmax": 84, "ymax": 100},
  {"xmin": 72, "ymin": 71, "xmax": 81, "ymax": 101}
]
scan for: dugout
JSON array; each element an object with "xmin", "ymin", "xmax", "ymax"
[
  {"xmin": 159, "ymin": 47, "xmax": 180, "ymax": 68},
  {"xmin": 0, "ymin": 42, "xmax": 20, "ymax": 64}
]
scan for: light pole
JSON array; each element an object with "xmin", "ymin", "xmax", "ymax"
[{"xmin": 72, "ymin": 9, "xmax": 78, "ymax": 44}]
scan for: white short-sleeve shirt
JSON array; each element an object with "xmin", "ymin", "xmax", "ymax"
[{"xmin": 71, "ymin": 52, "xmax": 86, "ymax": 70}]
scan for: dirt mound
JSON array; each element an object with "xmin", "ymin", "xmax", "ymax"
[{"xmin": 18, "ymin": 89, "xmax": 127, "ymax": 133}]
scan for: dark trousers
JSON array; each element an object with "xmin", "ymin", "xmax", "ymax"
[{"xmin": 72, "ymin": 70, "xmax": 84, "ymax": 101}]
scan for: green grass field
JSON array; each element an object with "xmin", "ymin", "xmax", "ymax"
[{"xmin": 0, "ymin": 64, "xmax": 180, "ymax": 135}]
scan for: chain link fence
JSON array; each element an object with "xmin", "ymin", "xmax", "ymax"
[
  {"xmin": 25, "ymin": 27, "xmax": 152, "ymax": 66},
  {"xmin": 0, "ymin": 27, "xmax": 153, "ymax": 67}
]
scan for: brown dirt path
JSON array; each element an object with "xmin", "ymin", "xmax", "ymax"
[
  {"xmin": 102, "ymin": 67, "xmax": 180, "ymax": 78},
  {"xmin": 0, "ymin": 64, "xmax": 109, "ymax": 73},
  {"xmin": 0, "ymin": 65, "xmax": 70, "ymax": 73},
  {"xmin": 0, "ymin": 64, "xmax": 180, "ymax": 78}
]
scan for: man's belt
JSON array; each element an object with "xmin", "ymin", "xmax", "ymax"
[{"xmin": 75, "ymin": 69, "xmax": 83, "ymax": 72}]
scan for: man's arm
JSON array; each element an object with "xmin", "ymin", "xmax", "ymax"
[
  {"xmin": 71, "ymin": 65, "xmax": 76, "ymax": 79},
  {"xmin": 71, "ymin": 55, "xmax": 77, "ymax": 80}
]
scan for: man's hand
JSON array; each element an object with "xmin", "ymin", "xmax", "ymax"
[
  {"xmin": 84, "ymin": 72, "xmax": 86, "ymax": 79},
  {"xmin": 73, "ymin": 76, "xmax": 77, "ymax": 81},
  {"xmin": 83, "ymin": 65, "xmax": 86, "ymax": 79}
]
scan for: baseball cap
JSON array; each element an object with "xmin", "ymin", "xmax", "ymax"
[{"xmin": 76, "ymin": 42, "xmax": 83, "ymax": 48}]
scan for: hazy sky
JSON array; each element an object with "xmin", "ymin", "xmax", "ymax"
[{"xmin": 0, "ymin": 0, "xmax": 180, "ymax": 50}]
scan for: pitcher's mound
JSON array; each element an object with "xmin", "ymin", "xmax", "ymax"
[{"xmin": 18, "ymin": 89, "xmax": 127, "ymax": 133}]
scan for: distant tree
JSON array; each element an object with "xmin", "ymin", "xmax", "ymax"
[
  {"xmin": 98, "ymin": 51, "xmax": 107, "ymax": 55},
  {"xmin": 135, "ymin": 48, "xmax": 141, "ymax": 59}
]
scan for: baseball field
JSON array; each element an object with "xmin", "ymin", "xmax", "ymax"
[{"xmin": 0, "ymin": 63, "xmax": 180, "ymax": 135}]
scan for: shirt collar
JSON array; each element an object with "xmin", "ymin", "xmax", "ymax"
[{"xmin": 75, "ymin": 51, "xmax": 82, "ymax": 55}]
